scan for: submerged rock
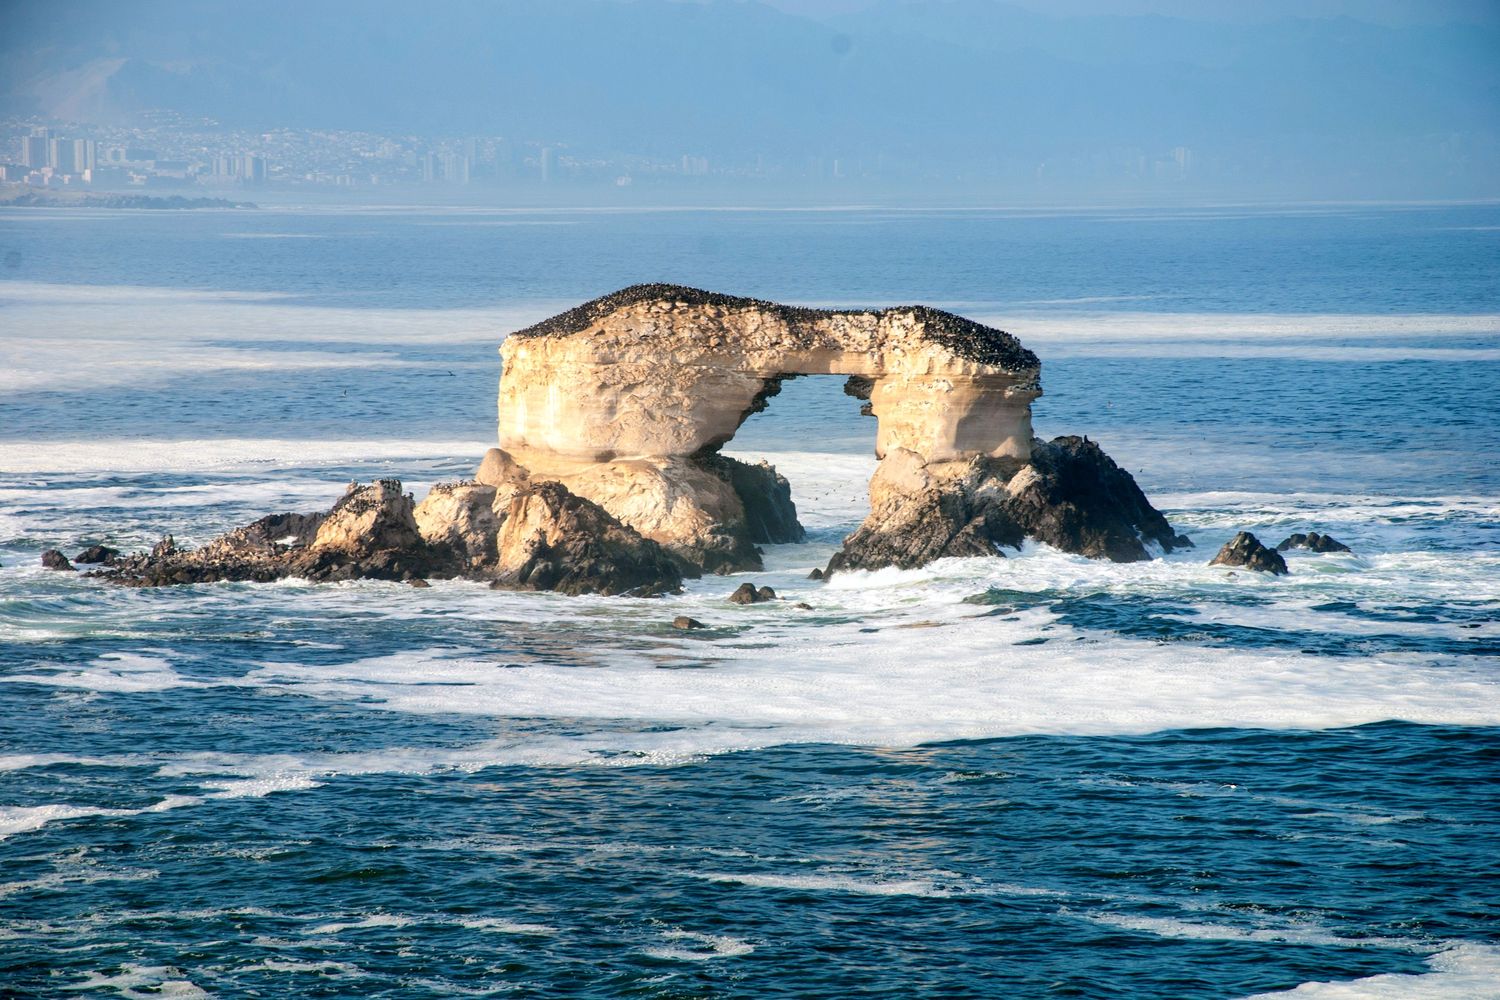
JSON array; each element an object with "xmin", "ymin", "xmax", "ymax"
[
  {"xmin": 41, "ymin": 549, "xmax": 74, "ymax": 571},
  {"xmin": 1210, "ymin": 532, "xmax": 1288, "ymax": 575},
  {"xmin": 672, "ymin": 616, "xmax": 705, "ymax": 630},
  {"xmin": 727, "ymin": 582, "xmax": 777, "ymax": 604},
  {"xmin": 1276, "ymin": 531, "xmax": 1352, "ymax": 554}
]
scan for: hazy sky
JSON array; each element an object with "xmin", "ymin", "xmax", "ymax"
[
  {"xmin": 756, "ymin": 0, "xmax": 1500, "ymax": 24},
  {"xmin": 3, "ymin": 0, "xmax": 1497, "ymax": 202},
  {"xmin": 753, "ymin": 0, "xmax": 1500, "ymax": 24}
]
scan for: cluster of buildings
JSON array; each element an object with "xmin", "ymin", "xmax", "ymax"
[
  {"xmin": 0, "ymin": 119, "xmax": 734, "ymax": 194},
  {"xmin": 1, "ymin": 118, "xmax": 1206, "ymax": 197},
  {"xmin": 2, "ymin": 126, "xmax": 266, "ymax": 190}
]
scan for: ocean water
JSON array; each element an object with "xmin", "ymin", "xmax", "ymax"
[{"xmin": 0, "ymin": 203, "xmax": 1498, "ymax": 999}]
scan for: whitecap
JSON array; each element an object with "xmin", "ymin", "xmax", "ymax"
[
  {"xmin": 1242, "ymin": 941, "xmax": 1500, "ymax": 999},
  {"xmin": 642, "ymin": 929, "xmax": 754, "ymax": 961}
]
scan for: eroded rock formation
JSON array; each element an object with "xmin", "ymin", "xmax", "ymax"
[
  {"xmin": 102, "ymin": 478, "xmax": 679, "ymax": 596},
  {"xmin": 1210, "ymin": 532, "xmax": 1289, "ymax": 575},
  {"xmin": 101, "ymin": 284, "xmax": 1190, "ymax": 595},
  {"xmin": 1276, "ymin": 531, "xmax": 1352, "ymax": 554}
]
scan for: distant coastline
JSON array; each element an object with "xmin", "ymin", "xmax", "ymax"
[{"xmin": 0, "ymin": 190, "xmax": 256, "ymax": 210}]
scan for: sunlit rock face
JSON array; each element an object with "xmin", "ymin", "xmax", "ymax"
[
  {"xmin": 498, "ymin": 283, "xmax": 1041, "ymax": 466},
  {"xmin": 493, "ymin": 284, "xmax": 1041, "ymax": 571}
]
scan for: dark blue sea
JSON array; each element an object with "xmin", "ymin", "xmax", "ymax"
[{"xmin": 1, "ymin": 202, "xmax": 1498, "ymax": 998}]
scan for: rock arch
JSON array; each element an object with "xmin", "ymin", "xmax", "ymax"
[
  {"xmin": 481, "ymin": 284, "xmax": 1187, "ymax": 577},
  {"xmin": 98, "ymin": 286, "xmax": 1191, "ymax": 596}
]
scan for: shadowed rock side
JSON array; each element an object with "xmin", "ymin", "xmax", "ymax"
[{"xmin": 826, "ymin": 436, "xmax": 1191, "ymax": 575}]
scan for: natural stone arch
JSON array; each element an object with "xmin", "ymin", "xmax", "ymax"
[
  {"xmin": 485, "ymin": 284, "xmax": 1060, "ymax": 573},
  {"xmin": 95, "ymin": 285, "xmax": 1192, "ymax": 596},
  {"xmin": 496, "ymin": 284, "xmax": 1042, "ymax": 467}
]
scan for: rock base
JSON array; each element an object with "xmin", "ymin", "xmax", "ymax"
[
  {"xmin": 99, "ymin": 478, "xmax": 683, "ymax": 597},
  {"xmin": 826, "ymin": 436, "xmax": 1191, "ymax": 575}
]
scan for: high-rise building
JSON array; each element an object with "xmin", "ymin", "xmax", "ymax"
[
  {"xmin": 73, "ymin": 139, "xmax": 96, "ymax": 173},
  {"xmin": 540, "ymin": 147, "xmax": 553, "ymax": 183},
  {"xmin": 22, "ymin": 135, "xmax": 47, "ymax": 168},
  {"xmin": 49, "ymin": 138, "xmax": 75, "ymax": 174},
  {"xmin": 241, "ymin": 155, "xmax": 266, "ymax": 183},
  {"xmin": 422, "ymin": 152, "xmax": 439, "ymax": 183},
  {"xmin": 442, "ymin": 153, "xmax": 470, "ymax": 185}
]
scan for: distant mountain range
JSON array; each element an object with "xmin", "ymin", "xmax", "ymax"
[{"xmin": 4, "ymin": 0, "xmax": 1497, "ymax": 199}]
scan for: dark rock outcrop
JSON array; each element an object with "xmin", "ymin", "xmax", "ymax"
[
  {"xmin": 727, "ymin": 582, "xmax": 777, "ymax": 604},
  {"xmin": 1276, "ymin": 532, "xmax": 1352, "ymax": 554},
  {"xmin": 827, "ymin": 475, "xmax": 1019, "ymax": 574},
  {"xmin": 825, "ymin": 435, "xmax": 1191, "ymax": 576},
  {"xmin": 709, "ymin": 455, "xmax": 805, "ymax": 545},
  {"xmin": 100, "ymin": 483, "xmax": 446, "ymax": 587},
  {"xmin": 41, "ymin": 549, "xmax": 74, "ymax": 571},
  {"xmin": 1003, "ymin": 437, "xmax": 1192, "ymax": 561},
  {"xmin": 74, "ymin": 545, "xmax": 121, "ymax": 565},
  {"xmin": 1210, "ymin": 532, "xmax": 1289, "ymax": 575},
  {"xmin": 672, "ymin": 616, "xmax": 705, "ymax": 630}
]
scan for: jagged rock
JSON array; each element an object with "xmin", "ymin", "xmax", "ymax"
[
  {"xmin": 999, "ymin": 436, "xmax": 1192, "ymax": 561},
  {"xmin": 475, "ymin": 447, "xmax": 531, "ymax": 504},
  {"xmin": 73, "ymin": 545, "xmax": 121, "ymax": 565},
  {"xmin": 414, "ymin": 481, "xmax": 501, "ymax": 567},
  {"xmin": 100, "ymin": 482, "xmax": 451, "ymax": 588},
  {"xmin": 700, "ymin": 454, "xmax": 805, "ymax": 545},
  {"xmin": 314, "ymin": 480, "xmax": 423, "ymax": 556},
  {"xmin": 807, "ymin": 568, "xmax": 824, "ymax": 581},
  {"xmin": 489, "ymin": 481, "xmax": 683, "ymax": 596},
  {"xmin": 99, "ymin": 475, "xmax": 684, "ymax": 597},
  {"xmin": 1277, "ymin": 532, "xmax": 1352, "ymax": 554},
  {"xmin": 825, "ymin": 435, "xmax": 1190, "ymax": 575},
  {"xmin": 1210, "ymin": 532, "xmax": 1288, "ymax": 575},
  {"xmin": 41, "ymin": 549, "xmax": 74, "ymax": 571},
  {"xmin": 672, "ymin": 616, "xmax": 705, "ymax": 630},
  {"xmin": 409, "ymin": 578, "xmax": 431, "ymax": 588},
  {"xmin": 794, "ymin": 602, "xmax": 813, "ymax": 610}
]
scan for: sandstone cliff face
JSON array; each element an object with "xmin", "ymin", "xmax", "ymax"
[{"xmin": 492, "ymin": 284, "xmax": 1039, "ymax": 571}]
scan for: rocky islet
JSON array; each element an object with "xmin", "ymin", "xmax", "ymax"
[{"xmin": 80, "ymin": 285, "xmax": 1211, "ymax": 595}]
